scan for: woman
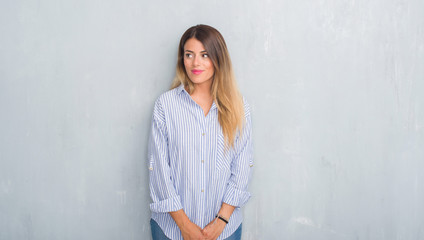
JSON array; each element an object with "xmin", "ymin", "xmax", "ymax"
[{"xmin": 148, "ymin": 24, "xmax": 253, "ymax": 240}]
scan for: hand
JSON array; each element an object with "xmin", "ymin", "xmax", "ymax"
[
  {"xmin": 181, "ymin": 221, "xmax": 205, "ymax": 240},
  {"xmin": 201, "ymin": 217, "xmax": 226, "ymax": 240},
  {"xmin": 170, "ymin": 209, "xmax": 205, "ymax": 240}
]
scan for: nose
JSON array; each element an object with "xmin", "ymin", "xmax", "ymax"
[{"xmin": 193, "ymin": 55, "xmax": 201, "ymax": 66}]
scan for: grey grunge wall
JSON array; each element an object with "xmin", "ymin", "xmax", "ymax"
[{"xmin": 1, "ymin": 0, "xmax": 423, "ymax": 239}]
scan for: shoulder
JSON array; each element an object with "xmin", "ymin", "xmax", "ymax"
[
  {"xmin": 157, "ymin": 87, "xmax": 181, "ymax": 104},
  {"xmin": 152, "ymin": 86, "xmax": 182, "ymax": 121},
  {"xmin": 154, "ymin": 86, "xmax": 183, "ymax": 110}
]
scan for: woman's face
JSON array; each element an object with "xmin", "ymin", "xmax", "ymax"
[{"xmin": 183, "ymin": 38, "xmax": 214, "ymax": 87}]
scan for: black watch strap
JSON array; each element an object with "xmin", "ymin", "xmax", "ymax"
[{"xmin": 216, "ymin": 214, "xmax": 229, "ymax": 224}]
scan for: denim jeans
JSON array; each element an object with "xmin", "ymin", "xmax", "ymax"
[{"xmin": 150, "ymin": 218, "xmax": 242, "ymax": 240}]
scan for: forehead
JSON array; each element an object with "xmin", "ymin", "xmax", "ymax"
[{"xmin": 184, "ymin": 38, "xmax": 206, "ymax": 51}]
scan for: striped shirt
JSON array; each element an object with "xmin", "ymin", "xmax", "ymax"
[{"xmin": 148, "ymin": 84, "xmax": 253, "ymax": 240}]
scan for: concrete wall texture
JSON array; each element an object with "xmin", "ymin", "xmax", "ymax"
[{"xmin": 1, "ymin": 0, "xmax": 423, "ymax": 239}]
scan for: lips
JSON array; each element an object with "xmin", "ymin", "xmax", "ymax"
[{"xmin": 191, "ymin": 69, "xmax": 204, "ymax": 75}]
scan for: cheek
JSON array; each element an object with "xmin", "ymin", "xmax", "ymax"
[
  {"xmin": 183, "ymin": 60, "xmax": 190, "ymax": 71},
  {"xmin": 206, "ymin": 60, "xmax": 214, "ymax": 72}
]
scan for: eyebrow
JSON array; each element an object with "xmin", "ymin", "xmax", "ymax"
[{"xmin": 184, "ymin": 50, "xmax": 208, "ymax": 53}]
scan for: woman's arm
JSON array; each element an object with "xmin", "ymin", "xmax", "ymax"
[
  {"xmin": 149, "ymin": 99, "xmax": 183, "ymax": 213},
  {"xmin": 221, "ymin": 107, "xmax": 253, "ymax": 209}
]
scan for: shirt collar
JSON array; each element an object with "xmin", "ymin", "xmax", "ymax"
[
  {"xmin": 176, "ymin": 84, "xmax": 186, "ymax": 95},
  {"xmin": 177, "ymin": 83, "xmax": 218, "ymax": 111},
  {"xmin": 211, "ymin": 101, "xmax": 217, "ymax": 111}
]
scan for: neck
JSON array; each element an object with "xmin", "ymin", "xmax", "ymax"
[{"xmin": 192, "ymin": 81, "xmax": 213, "ymax": 98}]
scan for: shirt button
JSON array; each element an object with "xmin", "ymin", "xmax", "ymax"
[
  {"xmin": 201, "ymin": 189, "xmax": 204, "ymax": 192},
  {"xmin": 202, "ymin": 133, "xmax": 205, "ymax": 136},
  {"xmin": 201, "ymin": 160, "xmax": 204, "ymax": 163}
]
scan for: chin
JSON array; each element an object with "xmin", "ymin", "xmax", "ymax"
[{"xmin": 188, "ymin": 76, "xmax": 213, "ymax": 85}]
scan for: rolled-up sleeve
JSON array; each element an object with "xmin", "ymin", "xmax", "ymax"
[
  {"xmin": 148, "ymin": 99, "xmax": 183, "ymax": 213},
  {"xmin": 222, "ymin": 103, "xmax": 253, "ymax": 208}
]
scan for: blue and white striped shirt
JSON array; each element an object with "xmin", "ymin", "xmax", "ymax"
[{"xmin": 148, "ymin": 84, "xmax": 253, "ymax": 240}]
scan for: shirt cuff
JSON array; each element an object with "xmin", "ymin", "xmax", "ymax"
[
  {"xmin": 150, "ymin": 195, "xmax": 183, "ymax": 213},
  {"xmin": 222, "ymin": 184, "xmax": 251, "ymax": 208}
]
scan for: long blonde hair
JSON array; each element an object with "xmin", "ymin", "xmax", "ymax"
[{"xmin": 171, "ymin": 24, "xmax": 244, "ymax": 148}]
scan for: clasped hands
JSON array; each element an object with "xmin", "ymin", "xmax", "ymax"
[{"xmin": 181, "ymin": 217, "xmax": 226, "ymax": 240}]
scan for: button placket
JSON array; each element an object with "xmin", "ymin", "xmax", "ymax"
[
  {"xmin": 199, "ymin": 112, "xmax": 207, "ymax": 225},
  {"xmin": 200, "ymin": 124, "xmax": 206, "ymax": 191}
]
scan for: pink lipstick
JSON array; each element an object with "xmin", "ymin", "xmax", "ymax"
[{"xmin": 191, "ymin": 69, "xmax": 204, "ymax": 75}]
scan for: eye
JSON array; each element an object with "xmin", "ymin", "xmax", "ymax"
[
  {"xmin": 185, "ymin": 53, "xmax": 193, "ymax": 58},
  {"xmin": 202, "ymin": 53, "xmax": 209, "ymax": 58}
]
